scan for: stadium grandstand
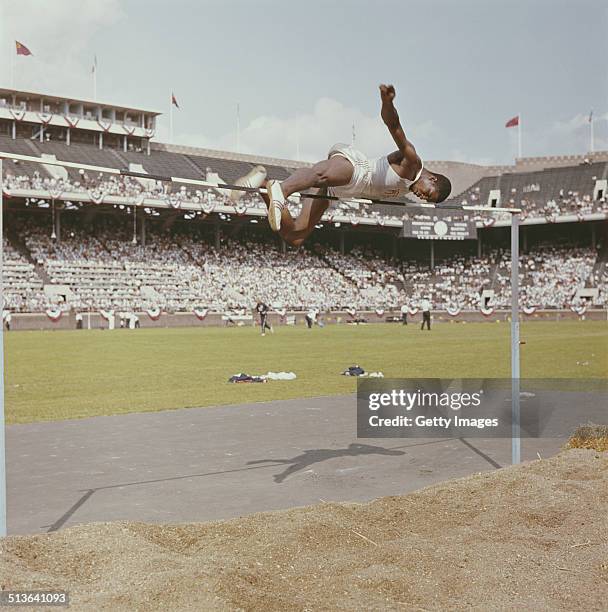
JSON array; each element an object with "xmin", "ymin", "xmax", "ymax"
[{"xmin": 1, "ymin": 87, "xmax": 607, "ymax": 328}]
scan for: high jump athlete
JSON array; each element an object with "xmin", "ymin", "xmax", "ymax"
[{"xmin": 260, "ymin": 84, "xmax": 452, "ymax": 247}]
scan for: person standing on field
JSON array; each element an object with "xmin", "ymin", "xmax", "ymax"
[
  {"xmin": 420, "ymin": 297, "xmax": 432, "ymax": 331},
  {"xmin": 400, "ymin": 303, "xmax": 408, "ymax": 325},
  {"xmin": 255, "ymin": 301, "xmax": 273, "ymax": 336}
]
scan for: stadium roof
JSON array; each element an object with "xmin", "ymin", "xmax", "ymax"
[
  {"xmin": 153, "ymin": 142, "xmax": 313, "ymax": 169},
  {"xmin": 0, "ymin": 87, "xmax": 161, "ymax": 116}
]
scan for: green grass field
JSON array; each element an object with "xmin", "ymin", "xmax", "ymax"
[{"xmin": 5, "ymin": 321, "xmax": 607, "ymax": 424}]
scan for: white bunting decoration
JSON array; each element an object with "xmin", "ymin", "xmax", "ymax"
[
  {"xmin": 133, "ymin": 192, "xmax": 147, "ymax": 206},
  {"xmin": 165, "ymin": 192, "xmax": 182, "ymax": 209},
  {"xmin": 147, "ymin": 307, "xmax": 161, "ymax": 320},
  {"xmin": 97, "ymin": 118, "xmax": 112, "ymax": 132},
  {"xmin": 9, "ymin": 108, "xmax": 26, "ymax": 122},
  {"xmin": 37, "ymin": 112, "xmax": 53, "ymax": 125},
  {"xmin": 45, "ymin": 308, "xmax": 62, "ymax": 321},
  {"xmin": 64, "ymin": 115, "xmax": 80, "ymax": 128},
  {"xmin": 234, "ymin": 201, "xmax": 248, "ymax": 215},
  {"xmin": 480, "ymin": 304, "xmax": 495, "ymax": 316},
  {"xmin": 193, "ymin": 308, "xmax": 208, "ymax": 320},
  {"xmin": 48, "ymin": 180, "xmax": 66, "ymax": 199},
  {"xmin": 87, "ymin": 187, "xmax": 106, "ymax": 204}
]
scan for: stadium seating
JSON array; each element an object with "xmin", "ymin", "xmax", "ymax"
[
  {"xmin": 2, "ymin": 212, "xmax": 605, "ymax": 313},
  {"xmin": 2, "ymin": 237, "xmax": 46, "ymax": 311},
  {"xmin": 454, "ymin": 161, "xmax": 608, "ymax": 217}
]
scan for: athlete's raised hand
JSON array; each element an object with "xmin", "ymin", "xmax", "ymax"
[{"xmin": 379, "ymin": 84, "xmax": 396, "ymax": 103}]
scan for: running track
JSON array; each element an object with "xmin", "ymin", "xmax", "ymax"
[{"xmin": 6, "ymin": 395, "xmax": 569, "ymax": 535}]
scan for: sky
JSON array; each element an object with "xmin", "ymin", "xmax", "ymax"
[{"xmin": 0, "ymin": 0, "xmax": 606, "ymax": 165}]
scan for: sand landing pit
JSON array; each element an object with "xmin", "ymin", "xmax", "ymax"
[{"xmin": 2, "ymin": 449, "xmax": 607, "ymax": 611}]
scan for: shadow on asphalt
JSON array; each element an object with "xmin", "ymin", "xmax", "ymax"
[
  {"xmin": 247, "ymin": 443, "xmax": 406, "ymax": 483},
  {"xmin": 45, "ymin": 439, "xmax": 500, "ymax": 533}
]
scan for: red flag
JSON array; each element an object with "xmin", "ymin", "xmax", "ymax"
[
  {"xmin": 505, "ymin": 115, "xmax": 519, "ymax": 128},
  {"xmin": 171, "ymin": 93, "xmax": 179, "ymax": 108},
  {"xmin": 15, "ymin": 40, "xmax": 33, "ymax": 56}
]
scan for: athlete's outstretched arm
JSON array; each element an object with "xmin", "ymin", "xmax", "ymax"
[{"xmin": 379, "ymin": 84, "xmax": 422, "ymax": 178}]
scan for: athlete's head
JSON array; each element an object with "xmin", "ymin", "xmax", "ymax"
[{"xmin": 410, "ymin": 169, "xmax": 452, "ymax": 203}]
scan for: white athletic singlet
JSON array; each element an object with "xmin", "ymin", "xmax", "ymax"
[
  {"xmin": 368, "ymin": 154, "xmax": 423, "ymax": 199},
  {"xmin": 327, "ymin": 143, "xmax": 423, "ymax": 201}
]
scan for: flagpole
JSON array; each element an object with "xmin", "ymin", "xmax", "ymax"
[
  {"xmin": 590, "ymin": 115, "xmax": 594, "ymax": 153},
  {"xmin": 295, "ymin": 114, "xmax": 300, "ymax": 161},
  {"xmin": 93, "ymin": 59, "xmax": 97, "ymax": 101},
  {"xmin": 9, "ymin": 46, "xmax": 14, "ymax": 89},
  {"xmin": 236, "ymin": 103, "xmax": 240, "ymax": 153},
  {"xmin": 169, "ymin": 94, "xmax": 173, "ymax": 144},
  {"xmin": 517, "ymin": 112, "xmax": 522, "ymax": 159},
  {"xmin": 0, "ymin": 157, "xmax": 6, "ymax": 536}
]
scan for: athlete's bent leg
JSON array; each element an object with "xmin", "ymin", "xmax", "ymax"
[
  {"xmin": 261, "ymin": 186, "xmax": 330, "ymax": 248},
  {"xmin": 281, "ymin": 156, "xmax": 353, "ymax": 198},
  {"xmin": 266, "ymin": 156, "xmax": 353, "ymax": 232}
]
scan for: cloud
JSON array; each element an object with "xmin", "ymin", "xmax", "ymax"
[
  {"xmin": 174, "ymin": 97, "xmax": 441, "ymax": 162},
  {"xmin": 0, "ymin": 0, "xmax": 126, "ymax": 98},
  {"xmin": 552, "ymin": 112, "xmax": 593, "ymax": 134},
  {"xmin": 547, "ymin": 111, "xmax": 608, "ymax": 155}
]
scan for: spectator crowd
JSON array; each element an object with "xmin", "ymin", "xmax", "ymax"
[{"xmin": 2, "ymin": 214, "xmax": 606, "ymax": 315}]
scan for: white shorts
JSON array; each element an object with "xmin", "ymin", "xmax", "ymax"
[{"xmin": 326, "ymin": 143, "xmax": 373, "ymax": 200}]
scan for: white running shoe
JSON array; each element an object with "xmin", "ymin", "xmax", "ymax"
[
  {"xmin": 266, "ymin": 180, "xmax": 285, "ymax": 232},
  {"xmin": 230, "ymin": 165, "xmax": 267, "ymax": 203}
]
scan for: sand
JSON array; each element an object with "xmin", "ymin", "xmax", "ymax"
[{"xmin": 2, "ymin": 448, "xmax": 607, "ymax": 611}]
